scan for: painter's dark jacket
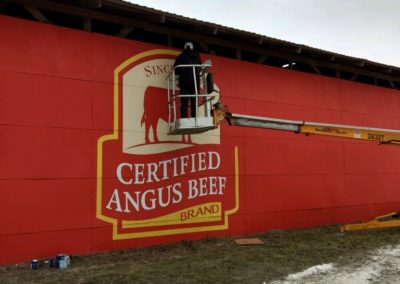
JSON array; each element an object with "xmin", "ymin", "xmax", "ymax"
[{"xmin": 174, "ymin": 48, "xmax": 202, "ymax": 91}]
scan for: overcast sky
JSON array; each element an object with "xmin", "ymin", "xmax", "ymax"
[{"xmin": 128, "ymin": 0, "xmax": 400, "ymax": 67}]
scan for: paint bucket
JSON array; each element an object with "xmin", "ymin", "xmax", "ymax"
[
  {"xmin": 31, "ymin": 259, "xmax": 39, "ymax": 270},
  {"xmin": 54, "ymin": 259, "xmax": 67, "ymax": 269},
  {"xmin": 55, "ymin": 254, "xmax": 70, "ymax": 269}
]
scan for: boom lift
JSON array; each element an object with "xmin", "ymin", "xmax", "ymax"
[
  {"xmin": 212, "ymin": 101, "xmax": 400, "ymax": 146},
  {"xmin": 167, "ymin": 62, "xmax": 400, "ymax": 232}
]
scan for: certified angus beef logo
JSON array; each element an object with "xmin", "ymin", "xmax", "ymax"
[{"xmin": 96, "ymin": 49, "xmax": 239, "ymax": 240}]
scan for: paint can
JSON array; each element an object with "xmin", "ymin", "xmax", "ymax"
[
  {"xmin": 31, "ymin": 259, "xmax": 39, "ymax": 270},
  {"xmin": 55, "ymin": 254, "xmax": 70, "ymax": 269},
  {"xmin": 44, "ymin": 259, "xmax": 54, "ymax": 268},
  {"xmin": 65, "ymin": 255, "xmax": 70, "ymax": 266},
  {"xmin": 54, "ymin": 259, "xmax": 67, "ymax": 269}
]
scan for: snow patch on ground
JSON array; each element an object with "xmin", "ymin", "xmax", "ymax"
[
  {"xmin": 285, "ymin": 263, "xmax": 334, "ymax": 281},
  {"xmin": 272, "ymin": 244, "xmax": 400, "ymax": 284}
]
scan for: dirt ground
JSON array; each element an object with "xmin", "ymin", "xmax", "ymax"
[{"xmin": 1, "ymin": 226, "xmax": 400, "ymax": 284}]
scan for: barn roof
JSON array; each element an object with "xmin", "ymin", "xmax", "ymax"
[{"xmin": 2, "ymin": 0, "xmax": 400, "ymax": 89}]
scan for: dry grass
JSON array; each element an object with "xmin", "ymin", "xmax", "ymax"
[{"xmin": 1, "ymin": 225, "xmax": 400, "ymax": 283}]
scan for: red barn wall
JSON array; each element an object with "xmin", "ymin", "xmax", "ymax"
[{"xmin": 1, "ymin": 15, "xmax": 400, "ymax": 264}]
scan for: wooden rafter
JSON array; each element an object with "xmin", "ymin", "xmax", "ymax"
[
  {"xmin": 23, "ymin": 5, "xmax": 51, "ymax": 24},
  {"xmin": 235, "ymin": 49, "xmax": 241, "ymax": 60},
  {"xmin": 310, "ymin": 64, "xmax": 321, "ymax": 74},
  {"xmin": 160, "ymin": 14, "xmax": 166, "ymax": 23},
  {"xmin": 79, "ymin": 0, "xmax": 102, "ymax": 9},
  {"xmin": 116, "ymin": 26, "xmax": 134, "ymax": 38},
  {"xmin": 167, "ymin": 35, "xmax": 172, "ymax": 47},
  {"xmin": 212, "ymin": 27, "xmax": 218, "ymax": 36},
  {"xmin": 257, "ymin": 54, "xmax": 268, "ymax": 64},
  {"xmin": 198, "ymin": 41, "xmax": 210, "ymax": 52},
  {"xmin": 83, "ymin": 17, "xmax": 91, "ymax": 32}
]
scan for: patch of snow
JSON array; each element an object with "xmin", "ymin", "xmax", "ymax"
[
  {"xmin": 286, "ymin": 263, "xmax": 334, "ymax": 281},
  {"xmin": 271, "ymin": 244, "xmax": 400, "ymax": 284}
]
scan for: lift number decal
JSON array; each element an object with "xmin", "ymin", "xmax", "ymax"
[{"xmin": 367, "ymin": 133, "xmax": 384, "ymax": 141}]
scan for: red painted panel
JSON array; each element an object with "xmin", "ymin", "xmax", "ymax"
[
  {"xmin": 343, "ymin": 142, "xmax": 400, "ymax": 174},
  {"xmin": 345, "ymin": 174, "xmax": 400, "ymax": 205},
  {"xmin": 244, "ymin": 137, "xmax": 344, "ymax": 176},
  {"xmin": 245, "ymin": 207, "xmax": 347, "ymax": 233},
  {"xmin": 244, "ymin": 174, "xmax": 346, "ymax": 213},
  {"xmin": 2, "ymin": 15, "xmax": 400, "ymax": 265},
  {"xmin": 0, "ymin": 70, "xmax": 93, "ymax": 128},
  {"xmin": 91, "ymin": 33, "xmax": 163, "ymax": 84},
  {"xmin": 242, "ymin": 62, "xmax": 343, "ymax": 111},
  {"xmin": 207, "ymin": 57, "xmax": 245, "ymax": 100},
  {"xmin": 0, "ymin": 230, "xmax": 92, "ymax": 265},
  {"xmin": 0, "ymin": 126, "xmax": 92, "ymax": 179},
  {"xmin": 92, "ymin": 82, "xmax": 115, "ymax": 131},
  {"xmin": 0, "ymin": 179, "xmax": 93, "ymax": 235},
  {"xmin": 243, "ymin": 98, "xmax": 344, "ymax": 123},
  {"xmin": 0, "ymin": 16, "xmax": 93, "ymax": 80},
  {"xmin": 341, "ymin": 80, "xmax": 400, "ymax": 117}
]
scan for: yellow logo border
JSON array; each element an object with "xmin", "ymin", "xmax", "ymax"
[{"xmin": 96, "ymin": 49, "xmax": 239, "ymax": 240}]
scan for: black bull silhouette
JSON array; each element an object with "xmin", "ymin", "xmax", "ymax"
[{"xmin": 140, "ymin": 86, "xmax": 193, "ymax": 144}]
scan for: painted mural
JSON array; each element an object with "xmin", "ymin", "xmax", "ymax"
[{"xmin": 97, "ymin": 49, "xmax": 239, "ymax": 239}]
